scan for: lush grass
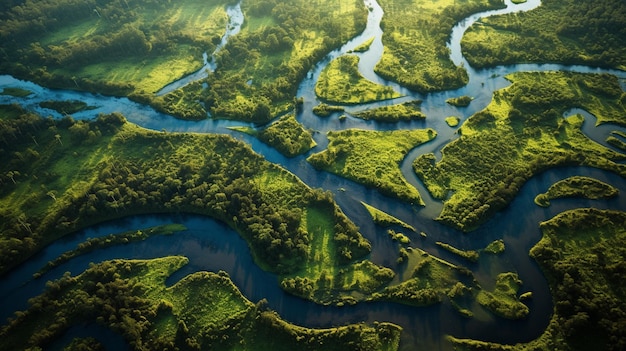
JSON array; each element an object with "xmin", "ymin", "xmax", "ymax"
[
  {"xmin": 461, "ymin": 0, "xmax": 626, "ymax": 70},
  {"xmin": 413, "ymin": 71, "xmax": 626, "ymax": 232},
  {"xmin": 0, "ymin": 256, "xmax": 402, "ymax": 351},
  {"xmin": 0, "ymin": 0, "xmax": 230, "ymax": 95},
  {"xmin": 353, "ymin": 100, "xmax": 425, "ymax": 122},
  {"xmin": 476, "ymin": 272, "xmax": 529, "ymax": 319},
  {"xmin": 308, "ymin": 128, "xmax": 437, "ymax": 205},
  {"xmin": 374, "ymin": 0, "xmax": 505, "ymax": 92},
  {"xmin": 534, "ymin": 176, "xmax": 619, "ymax": 207},
  {"xmin": 316, "ymin": 55, "xmax": 403, "ymax": 104},
  {"xmin": 449, "ymin": 208, "xmax": 626, "ymax": 351},
  {"xmin": 436, "ymin": 242, "xmax": 480, "ymax": 262},
  {"xmin": 361, "ymin": 201, "xmax": 416, "ymax": 231}
]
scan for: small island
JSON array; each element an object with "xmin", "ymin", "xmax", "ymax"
[{"xmin": 534, "ymin": 176, "xmax": 619, "ymax": 207}]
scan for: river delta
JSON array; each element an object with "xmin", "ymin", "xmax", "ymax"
[{"xmin": 1, "ymin": 0, "xmax": 625, "ymax": 350}]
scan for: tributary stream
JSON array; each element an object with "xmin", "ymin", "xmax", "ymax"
[{"xmin": 1, "ymin": 0, "xmax": 626, "ymax": 350}]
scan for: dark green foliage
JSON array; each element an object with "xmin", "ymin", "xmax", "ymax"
[
  {"xmin": 446, "ymin": 96, "xmax": 472, "ymax": 107},
  {"xmin": 312, "ymin": 103, "xmax": 345, "ymax": 117},
  {"xmin": 39, "ymin": 100, "xmax": 96, "ymax": 115},
  {"xmin": 353, "ymin": 101, "xmax": 425, "ymax": 122}
]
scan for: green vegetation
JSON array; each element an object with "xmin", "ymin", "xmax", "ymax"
[
  {"xmin": 0, "ymin": 256, "xmax": 402, "ymax": 351},
  {"xmin": 0, "ymin": 0, "xmax": 231, "ymax": 96},
  {"xmin": 361, "ymin": 201, "xmax": 416, "ymax": 231},
  {"xmin": 39, "ymin": 100, "xmax": 97, "ymax": 115},
  {"xmin": 308, "ymin": 128, "xmax": 437, "ymax": 205},
  {"xmin": 483, "ymin": 239, "xmax": 505, "ymax": 254},
  {"xmin": 534, "ymin": 176, "xmax": 619, "ymax": 207},
  {"xmin": 375, "ymin": 0, "xmax": 504, "ymax": 92},
  {"xmin": 257, "ymin": 114, "xmax": 316, "ymax": 157},
  {"xmin": 462, "ymin": 0, "xmax": 626, "ymax": 70},
  {"xmin": 446, "ymin": 96, "xmax": 473, "ymax": 107},
  {"xmin": 0, "ymin": 88, "xmax": 32, "ymax": 97},
  {"xmin": 436, "ymin": 242, "xmax": 480, "ymax": 262},
  {"xmin": 449, "ymin": 208, "xmax": 626, "ymax": 351},
  {"xmin": 413, "ymin": 71, "xmax": 626, "ymax": 231},
  {"xmin": 445, "ymin": 116, "xmax": 460, "ymax": 127},
  {"xmin": 312, "ymin": 103, "xmax": 345, "ymax": 117},
  {"xmin": 607, "ymin": 132, "xmax": 626, "ymax": 152},
  {"xmin": 201, "ymin": 0, "xmax": 369, "ymax": 122},
  {"xmin": 351, "ymin": 37, "xmax": 375, "ymax": 53},
  {"xmin": 316, "ymin": 55, "xmax": 402, "ymax": 104},
  {"xmin": 353, "ymin": 100, "xmax": 426, "ymax": 122},
  {"xmin": 476, "ymin": 272, "xmax": 529, "ymax": 319},
  {"xmin": 34, "ymin": 224, "xmax": 186, "ymax": 278},
  {"xmin": 388, "ymin": 229, "xmax": 411, "ymax": 245}
]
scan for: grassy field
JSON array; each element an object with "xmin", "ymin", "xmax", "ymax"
[
  {"xmin": 315, "ymin": 55, "xmax": 403, "ymax": 104},
  {"xmin": 308, "ymin": 128, "xmax": 437, "ymax": 205},
  {"xmin": 413, "ymin": 71, "xmax": 626, "ymax": 231},
  {"xmin": 374, "ymin": 0, "xmax": 505, "ymax": 92},
  {"xmin": 461, "ymin": 0, "xmax": 626, "ymax": 70}
]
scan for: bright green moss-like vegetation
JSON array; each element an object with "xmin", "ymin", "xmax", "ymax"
[
  {"xmin": 202, "ymin": 0, "xmax": 368, "ymax": 122},
  {"xmin": 312, "ymin": 103, "xmax": 345, "ymax": 117},
  {"xmin": 445, "ymin": 116, "xmax": 460, "ymax": 127},
  {"xmin": 353, "ymin": 100, "xmax": 425, "ymax": 122},
  {"xmin": 308, "ymin": 128, "xmax": 437, "ymax": 205},
  {"xmin": 256, "ymin": 114, "xmax": 316, "ymax": 157},
  {"xmin": 607, "ymin": 132, "xmax": 626, "ymax": 152},
  {"xmin": 374, "ymin": 0, "xmax": 504, "ymax": 92},
  {"xmin": 436, "ymin": 242, "xmax": 480, "ymax": 262},
  {"xmin": 361, "ymin": 201, "xmax": 416, "ymax": 231},
  {"xmin": 350, "ymin": 36, "xmax": 375, "ymax": 53},
  {"xmin": 316, "ymin": 55, "xmax": 402, "ymax": 104},
  {"xmin": 0, "ymin": 0, "xmax": 231, "ymax": 96},
  {"xmin": 461, "ymin": 0, "xmax": 626, "ymax": 70},
  {"xmin": 0, "ymin": 257, "xmax": 402, "ymax": 351},
  {"xmin": 413, "ymin": 71, "xmax": 626, "ymax": 231},
  {"xmin": 446, "ymin": 96, "xmax": 473, "ymax": 107},
  {"xmin": 483, "ymin": 239, "xmax": 505, "ymax": 254},
  {"xmin": 476, "ymin": 272, "xmax": 529, "ymax": 319},
  {"xmin": 450, "ymin": 208, "xmax": 626, "ymax": 351},
  {"xmin": 534, "ymin": 176, "xmax": 619, "ymax": 207}
]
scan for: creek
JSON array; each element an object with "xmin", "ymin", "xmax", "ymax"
[{"xmin": 1, "ymin": 0, "xmax": 626, "ymax": 350}]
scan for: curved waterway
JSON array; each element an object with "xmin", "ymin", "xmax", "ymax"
[{"xmin": 1, "ymin": 0, "xmax": 626, "ymax": 350}]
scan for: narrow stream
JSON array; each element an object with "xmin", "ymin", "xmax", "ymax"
[{"xmin": 1, "ymin": 0, "xmax": 626, "ymax": 350}]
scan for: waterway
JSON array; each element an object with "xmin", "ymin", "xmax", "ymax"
[{"xmin": 1, "ymin": 0, "xmax": 626, "ymax": 350}]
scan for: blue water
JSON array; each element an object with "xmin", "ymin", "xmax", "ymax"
[{"xmin": 1, "ymin": 0, "xmax": 625, "ymax": 350}]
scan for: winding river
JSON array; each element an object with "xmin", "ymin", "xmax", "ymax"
[{"xmin": 1, "ymin": 0, "xmax": 626, "ymax": 350}]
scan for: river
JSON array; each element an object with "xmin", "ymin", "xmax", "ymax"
[{"xmin": 1, "ymin": 0, "xmax": 626, "ymax": 350}]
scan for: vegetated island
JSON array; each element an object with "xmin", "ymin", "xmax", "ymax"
[
  {"xmin": 374, "ymin": 0, "xmax": 505, "ymax": 92},
  {"xmin": 475, "ymin": 272, "xmax": 529, "ymax": 319},
  {"xmin": 308, "ymin": 128, "xmax": 437, "ymax": 206},
  {"xmin": 413, "ymin": 71, "xmax": 626, "ymax": 232},
  {"xmin": 461, "ymin": 0, "xmax": 626, "ymax": 70},
  {"xmin": 534, "ymin": 176, "xmax": 619, "ymax": 207},
  {"xmin": 606, "ymin": 131, "xmax": 626, "ymax": 152},
  {"xmin": 312, "ymin": 103, "xmax": 345, "ymax": 117},
  {"xmin": 445, "ymin": 116, "xmax": 460, "ymax": 127},
  {"xmin": 350, "ymin": 36, "xmax": 375, "ymax": 53},
  {"xmin": 0, "ymin": 256, "xmax": 402, "ymax": 351},
  {"xmin": 361, "ymin": 201, "xmax": 416, "ymax": 232},
  {"xmin": 446, "ymin": 95, "xmax": 473, "ymax": 107},
  {"xmin": 315, "ymin": 55, "xmax": 403, "ymax": 104},
  {"xmin": 449, "ymin": 208, "xmax": 626, "ymax": 351},
  {"xmin": 39, "ymin": 100, "xmax": 97, "ymax": 115},
  {"xmin": 435, "ymin": 242, "xmax": 479, "ymax": 262},
  {"xmin": 352, "ymin": 100, "xmax": 426, "ymax": 122},
  {"xmin": 1, "ymin": 88, "xmax": 33, "ymax": 97}
]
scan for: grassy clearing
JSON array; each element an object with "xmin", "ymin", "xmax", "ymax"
[
  {"xmin": 308, "ymin": 129, "xmax": 437, "ymax": 205},
  {"xmin": 413, "ymin": 71, "xmax": 626, "ymax": 232},
  {"xmin": 375, "ymin": 0, "xmax": 505, "ymax": 92},
  {"xmin": 534, "ymin": 176, "xmax": 619, "ymax": 207},
  {"xmin": 461, "ymin": 0, "xmax": 626, "ymax": 70},
  {"xmin": 0, "ymin": 256, "xmax": 402, "ymax": 351},
  {"xmin": 316, "ymin": 55, "xmax": 403, "ymax": 104},
  {"xmin": 450, "ymin": 208, "xmax": 626, "ymax": 350}
]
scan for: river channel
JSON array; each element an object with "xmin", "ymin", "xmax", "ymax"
[{"xmin": 1, "ymin": 0, "xmax": 626, "ymax": 350}]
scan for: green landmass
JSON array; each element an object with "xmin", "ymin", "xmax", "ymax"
[
  {"xmin": 534, "ymin": 176, "xmax": 619, "ymax": 207},
  {"xmin": 353, "ymin": 100, "xmax": 426, "ymax": 122},
  {"xmin": 436, "ymin": 242, "xmax": 480, "ymax": 262},
  {"xmin": 351, "ymin": 37, "xmax": 375, "ymax": 53},
  {"xmin": 1, "ymin": 88, "xmax": 32, "ymax": 97},
  {"xmin": 413, "ymin": 71, "xmax": 626, "ymax": 232},
  {"xmin": 0, "ymin": 256, "xmax": 402, "ymax": 351},
  {"xmin": 316, "ymin": 55, "xmax": 402, "ymax": 104},
  {"xmin": 445, "ymin": 116, "xmax": 460, "ymax": 127},
  {"xmin": 312, "ymin": 103, "xmax": 345, "ymax": 117},
  {"xmin": 476, "ymin": 272, "xmax": 529, "ymax": 319},
  {"xmin": 361, "ymin": 201, "xmax": 416, "ymax": 231},
  {"xmin": 374, "ymin": 0, "xmax": 505, "ymax": 92},
  {"xmin": 461, "ymin": 0, "xmax": 626, "ymax": 70},
  {"xmin": 446, "ymin": 96, "xmax": 473, "ymax": 107},
  {"xmin": 388, "ymin": 229, "xmax": 411, "ymax": 245},
  {"xmin": 449, "ymin": 208, "xmax": 626, "ymax": 351},
  {"xmin": 308, "ymin": 128, "xmax": 437, "ymax": 205},
  {"xmin": 256, "ymin": 114, "xmax": 316, "ymax": 157},
  {"xmin": 34, "ymin": 223, "xmax": 187, "ymax": 278},
  {"xmin": 607, "ymin": 133, "xmax": 626, "ymax": 152},
  {"xmin": 483, "ymin": 239, "xmax": 505, "ymax": 254},
  {"xmin": 39, "ymin": 100, "xmax": 97, "ymax": 115},
  {"xmin": 0, "ymin": 0, "xmax": 231, "ymax": 96}
]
